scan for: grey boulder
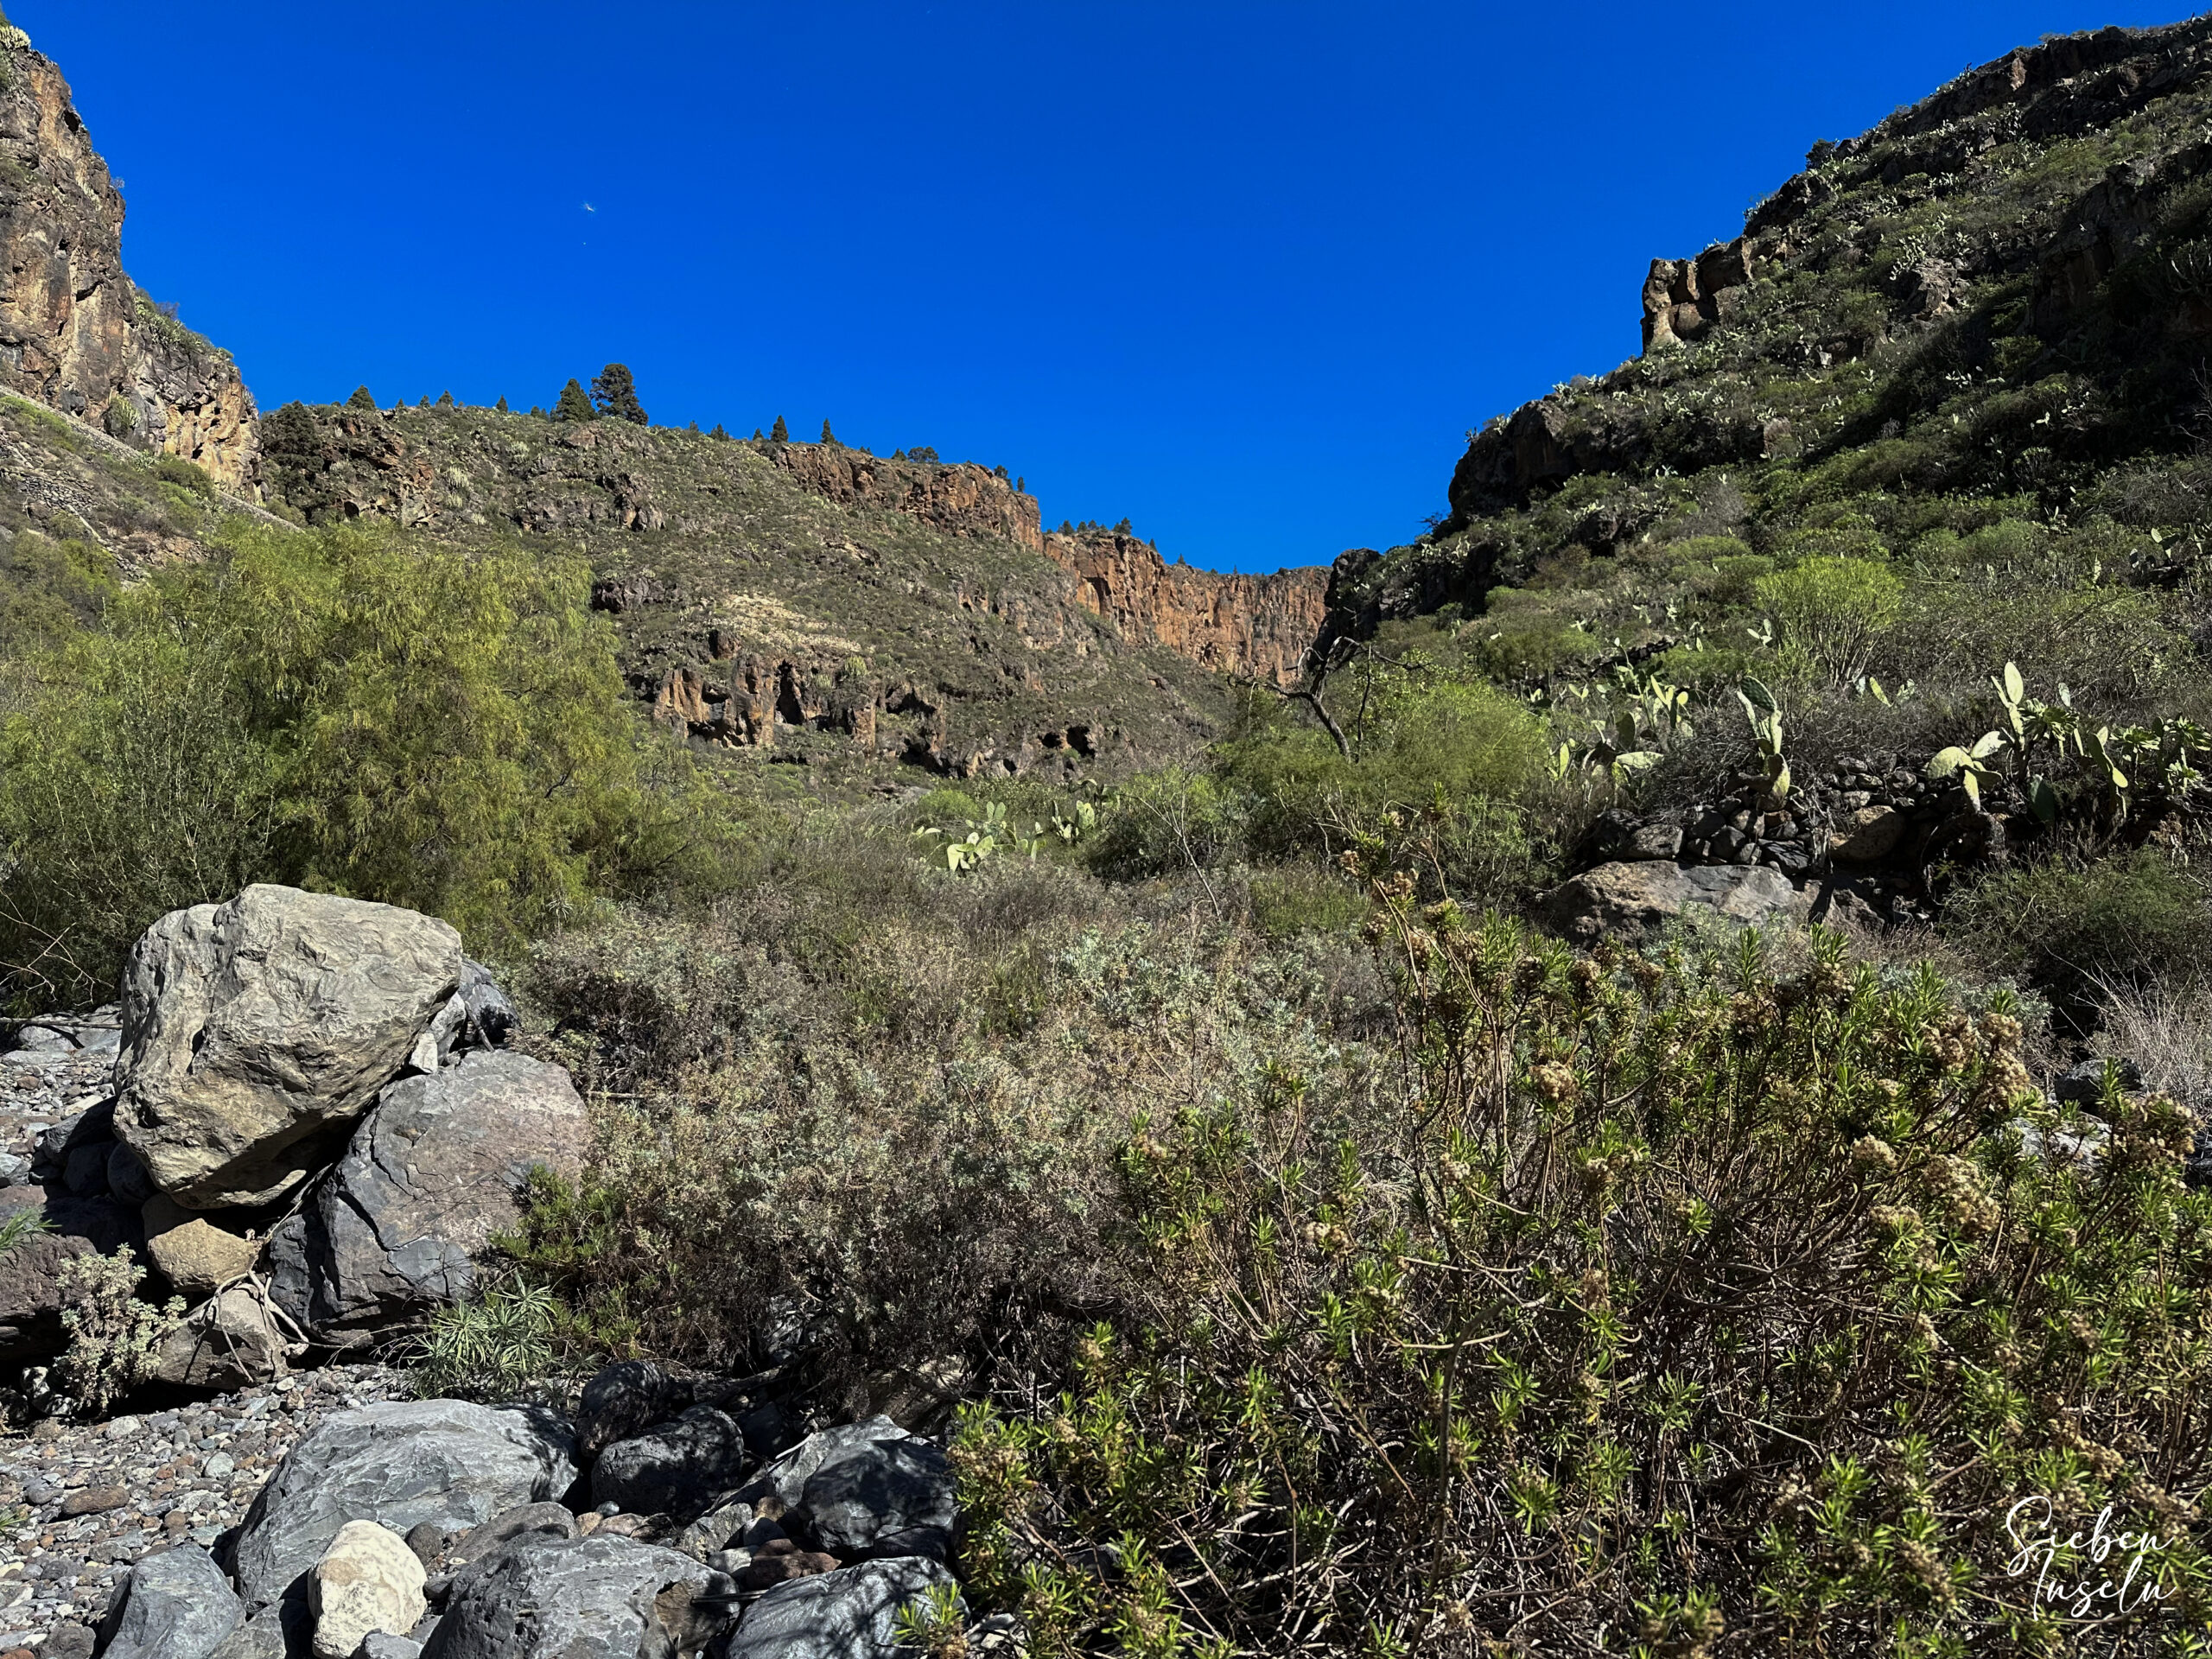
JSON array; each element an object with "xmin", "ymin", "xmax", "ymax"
[
  {"xmin": 575, "ymin": 1358, "xmax": 693, "ymax": 1459},
  {"xmin": 267, "ymin": 1050, "xmax": 588, "ymax": 1349},
  {"xmin": 112, "ymin": 886, "xmax": 466, "ymax": 1208},
  {"xmin": 423, "ymin": 1535, "xmax": 736, "ymax": 1659},
  {"xmin": 98, "ymin": 1544, "xmax": 244, "ymax": 1659},
  {"xmin": 1548, "ymin": 861, "xmax": 1810, "ymax": 944},
  {"xmin": 715, "ymin": 1558, "xmax": 960, "ymax": 1659},
  {"xmin": 795, "ymin": 1437, "xmax": 956, "ymax": 1561},
  {"xmin": 231, "ymin": 1398, "xmax": 578, "ymax": 1607},
  {"xmin": 593, "ymin": 1405, "xmax": 751, "ymax": 1521},
  {"xmin": 736, "ymin": 1418, "xmax": 910, "ymax": 1514}
]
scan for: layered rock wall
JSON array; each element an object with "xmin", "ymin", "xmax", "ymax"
[
  {"xmin": 0, "ymin": 28, "xmax": 257, "ymax": 490},
  {"xmin": 1039, "ymin": 528, "xmax": 1328, "ymax": 685}
]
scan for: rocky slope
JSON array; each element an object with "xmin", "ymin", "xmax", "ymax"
[
  {"xmin": 0, "ymin": 22, "xmax": 257, "ymax": 493},
  {"xmin": 1325, "ymin": 12, "xmax": 2212, "ymax": 643},
  {"xmin": 258, "ymin": 404, "xmax": 1326, "ymax": 776}
]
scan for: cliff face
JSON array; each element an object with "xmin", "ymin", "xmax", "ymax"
[
  {"xmin": 0, "ymin": 27, "xmax": 257, "ymax": 491},
  {"xmin": 1039, "ymin": 528, "xmax": 1328, "ymax": 685},
  {"xmin": 759, "ymin": 443, "xmax": 1327, "ymax": 683}
]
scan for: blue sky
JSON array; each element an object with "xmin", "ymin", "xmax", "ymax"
[{"xmin": 23, "ymin": 2, "xmax": 2201, "ymax": 571}]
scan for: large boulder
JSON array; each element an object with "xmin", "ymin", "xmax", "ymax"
[
  {"xmin": 794, "ymin": 1437, "xmax": 955, "ymax": 1562},
  {"xmin": 423, "ymin": 1535, "xmax": 736, "ymax": 1659},
  {"xmin": 592, "ymin": 1405, "xmax": 751, "ymax": 1522},
  {"xmin": 113, "ymin": 887, "xmax": 467, "ymax": 1208},
  {"xmin": 232, "ymin": 1398, "xmax": 578, "ymax": 1607},
  {"xmin": 266, "ymin": 1051, "xmax": 589, "ymax": 1349},
  {"xmin": 97, "ymin": 1544, "xmax": 244, "ymax": 1659},
  {"xmin": 1548, "ymin": 861, "xmax": 1810, "ymax": 944},
  {"xmin": 715, "ymin": 1558, "xmax": 960, "ymax": 1659}
]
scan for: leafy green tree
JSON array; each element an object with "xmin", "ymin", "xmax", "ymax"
[
  {"xmin": 553, "ymin": 379, "xmax": 597, "ymax": 422},
  {"xmin": 346, "ymin": 386, "xmax": 377, "ymax": 411},
  {"xmin": 0, "ymin": 523, "xmax": 683, "ymax": 1008},
  {"xmin": 769, "ymin": 416, "xmax": 789, "ymax": 442},
  {"xmin": 590, "ymin": 364, "xmax": 648, "ymax": 424}
]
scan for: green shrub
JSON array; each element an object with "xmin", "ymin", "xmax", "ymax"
[
  {"xmin": 0, "ymin": 530, "xmax": 116, "ymax": 655},
  {"xmin": 406, "ymin": 1282, "xmax": 561, "ymax": 1401},
  {"xmin": 1944, "ymin": 849, "xmax": 2210, "ymax": 1008},
  {"xmin": 1088, "ymin": 766, "xmax": 1249, "ymax": 883},
  {"xmin": 55, "ymin": 1248, "xmax": 181, "ymax": 1415},
  {"xmin": 1247, "ymin": 865, "xmax": 1368, "ymax": 939},
  {"xmin": 1754, "ymin": 555, "xmax": 1904, "ymax": 687},
  {"xmin": 0, "ymin": 522, "xmax": 692, "ymax": 1007},
  {"xmin": 154, "ymin": 453, "xmax": 214, "ymax": 499},
  {"xmin": 1703, "ymin": 552, "xmax": 1775, "ymax": 607},
  {"xmin": 100, "ymin": 397, "xmax": 135, "ymax": 438},
  {"xmin": 952, "ymin": 908, "xmax": 2212, "ymax": 1654}
]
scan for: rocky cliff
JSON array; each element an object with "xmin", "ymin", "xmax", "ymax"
[
  {"xmin": 1039, "ymin": 526, "xmax": 1328, "ymax": 685},
  {"xmin": 0, "ymin": 23, "xmax": 257, "ymax": 491}
]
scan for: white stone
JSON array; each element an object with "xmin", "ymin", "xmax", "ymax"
[{"xmin": 309, "ymin": 1520, "xmax": 426, "ymax": 1659}]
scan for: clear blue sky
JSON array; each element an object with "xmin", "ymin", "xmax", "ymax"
[{"xmin": 22, "ymin": 2, "xmax": 2201, "ymax": 571}]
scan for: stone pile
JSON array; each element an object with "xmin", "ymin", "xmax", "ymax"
[
  {"xmin": 0, "ymin": 886, "xmax": 588, "ymax": 1403},
  {"xmin": 70, "ymin": 1365, "xmax": 1008, "ymax": 1659},
  {"xmin": 1552, "ymin": 753, "xmax": 1974, "ymax": 940}
]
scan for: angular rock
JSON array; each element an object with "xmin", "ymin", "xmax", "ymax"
[
  {"xmin": 1548, "ymin": 861, "xmax": 1811, "ymax": 944},
  {"xmin": 97, "ymin": 1544, "xmax": 244, "ymax": 1659},
  {"xmin": 310, "ymin": 1521, "xmax": 427, "ymax": 1659},
  {"xmin": 448, "ymin": 1501, "xmax": 579, "ymax": 1565},
  {"xmin": 423, "ymin": 1535, "xmax": 736, "ymax": 1659},
  {"xmin": 232, "ymin": 1398, "xmax": 578, "ymax": 1607},
  {"xmin": 267, "ymin": 1051, "xmax": 588, "ymax": 1349},
  {"xmin": 715, "ymin": 1558, "xmax": 960, "ymax": 1659},
  {"xmin": 147, "ymin": 1218, "xmax": 258, "ymax": 1300},
  {"xmin": 113, "ymin": 886, "xmax": 467, "ymax": 1208},
  {"xmin": 2056, "ymin": 1056, "xmax": 2145, "ymax": 1106},
  {"xmin": 457, "ymin": 963, "xmax": 518, "ymax": 1050},
  {"xmin": 156, "ymin": 1285, "xmax": 294, "ymax": 1391},
  {"xmin": 575, "ymin": 1358, "xmax": 693, "ymax": 1460},
  {"xmin": 1832, "ymin": 804, "xmax": 1908, "ymax": 862},
  {"xmin": 593, "ymin": 1405, "xmax": 751, "ymax": 1522},
  {"xmin": 736, "ymin": 1417, "xmax": 910, "ymax": 1515},
  {"xmin": 795, "ymin": 1436, "xmax": 955, "ymax": 1561},
  {"xmin": 205, "ymin": 1606, "xmax": 298, "ymax": 1659},
  {"xmin": 0, "ymin": 1217, "xmax": 99, "ymax": 1361}
]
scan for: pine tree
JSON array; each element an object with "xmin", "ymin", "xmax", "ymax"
[
  {"xmin": 435, "ymin": 391, "xmax": 455, "ymax": 409},
  {"xmin": 495, "ymin": 395, "xmax": 510, "ymax": 413},
  {"xmin": 346, "ymin": 386, "xmax": 377, "ymax": 411},
  {"xmin": 710, "ymin": 423, "xmax": 730, "ymax": 441},
  {"xmin": 770, "ymin": 416, "xmax": 789, "ymax": 442},
  {"xmin": 752, "ymin": 428, "xmax": 764, "ymax": 442},
  {"xmin": 530, "ymin": 406, "xmax": 545, "ymax": 418},
  {"xmin": 417, "ymin": 396, "xmax": 430, "ymax": 409},
  {"xmin": 688, "ymin": 421, "xmax": 701, "ymax": 435},
  {"xmin": 553, "ymin": 379, "xmax": 596, "ymax": 422},
  {"xmin": 392, "ymin": 397, "xmax": 408, "ymax": 412},
  {"xmin": 820, "ymin": 419, "xmax": 836, "ymax": 445},
  {"xmin": 590, "ymin": 363, "xmax": 648, "ymax": 424}
]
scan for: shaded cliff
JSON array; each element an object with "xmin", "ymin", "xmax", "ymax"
[{"xmin": 0, "ymin": 23, "xmax": 257, "ymax": 491}]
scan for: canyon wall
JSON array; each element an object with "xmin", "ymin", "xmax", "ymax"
[{"xmin": 0, "ymin": 27, "xmax": 258, "ymax": 491}]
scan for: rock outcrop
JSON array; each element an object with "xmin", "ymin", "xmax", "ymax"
[
  {"xmin": 0, "ymin": 26, "xmax": 258, "ymax": 490},
  {"xmin": 1040, "ymin": 527, "xmax": 1328, "ymax": 685}
]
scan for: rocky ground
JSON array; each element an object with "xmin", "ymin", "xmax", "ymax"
[{"xmin": 0, "ymin": 1364, "xmax": 405, "ymax": 1652}]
